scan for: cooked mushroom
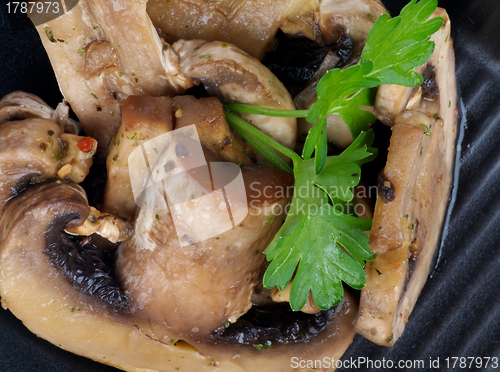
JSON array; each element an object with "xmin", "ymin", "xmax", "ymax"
[
  {"xmin": 174, "ymin": 95, "xmax": 255, "ymax": 165},
  {"xmin": 103, "ymin": 95, "xmax": 255, "ymax": 220},
  {"xmin": 30, "ymin": 0, "xmax": 193, "ymax": 154},
  {"xmin": 147, "ymin": 0, "xmax": 317, "ymax": 60},
  {"xmin": 173, "ymin": 40, "xmax": 297, "ymax": 151},
  {"xmin": 354, "ymin": 8, "xmax": 457, "ymax": 346},
  {"xmin": 318, "ymin": 0, "xmax": 387, "ymax": 46},
  {"xmin": 0, "ymin": 91, "xmax": 80, "ymax": 134},
  {"xmin": 271, "ymin": 281, "xmax": 322, "ymax": 314},
  {"xmin": 102, "ymin": 95, "xmax": 174, "ymax": 220},
  {"xmin": 0, "ymin": 182, "xmax": 211, "ymax": 371},
  {"xmin": 64, "ymin": 206, "xmax": 133, "ymax": 244},
  {"xmin": 0, "ymin": 116, "xmax": 96, "ymax": 217},
  {"xmin": 115, "ymin": 136, "xmax": 294, "ymax": 335},
  {"xmin": 0, "ymin": 91, "xmax": 54, "ymax": 124}
]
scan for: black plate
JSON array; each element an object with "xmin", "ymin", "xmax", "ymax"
[{"xmin": 0, "ymin": 0, "xmax": 499, "ymax": 371}]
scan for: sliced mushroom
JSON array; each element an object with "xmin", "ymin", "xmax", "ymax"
[
  {"xmin": 0, "ymin": 91, "xmax": 80, "ymax": 134},
  {"xmin": 103, "ymin": 94, "xmax": 254, "ymax": 220},
  {"xmin": 0, "ymin": 174, "xmax": 358, "ymax": 372},
  {"xmin": 173, "ymin": 40, "xmax": 297, "ymax": 151},
  {"xmin": 368, "ymin": 119, "xmax": 434, "ymax": 254},
  {"xmin": 355, "ymin": 8, "xmax": 457, "ymax": 346},
  {"xmin": 0, "ymin": 91, "xmax": 53, "ymax": 124},
  {"xmin": 279, "ymin": 0, "xmax": 322, "ymax": 43},
  {"xmin": 0, "ymin": 182, "xmax": 216, "ymax": 371},
  {"xmin": 113, "ymin": 144, "xmax": 359, "ymax": 366},
  {"xmin": 174, "ymin": 95, "xmax": 255, "ymax": 165},
  {"xmin": 115, "ymin": 151, "xmax": 295, "ymax": 337},
  {"xmin": 318, "ymin": 0, "xmax": 387, "ymax": 46},
  {"xmin": 147, "ymin": 0, "xmax": 316, "ymax": 60},
  {"xmin": 30, "ymin": 0, "xmax": 193, "ymax": 155},
  {"xmin": 102, "ymin": 95, "xmax": 174, "ymax": 220},
  {"xmin": 0, "ymin": 118, "xmax": 96, "ymax": 217}
]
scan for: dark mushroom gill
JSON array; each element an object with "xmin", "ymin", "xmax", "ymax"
[
  {"xmin": 263, "ymin": 31, "xmax": 355, "ymax": 94},
  {"xmin": 45, "ymin": 223, "xmax": 129, "ymax": 309},
  {"xmin": 212, "ymin": 304, "xmax": 336, "ymax": 347}
]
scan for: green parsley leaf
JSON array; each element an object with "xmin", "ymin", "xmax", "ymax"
[
  {"xmin": 306, "ymin": 62, "xmax": 378, "ymax": 127},
  {"xmin": 261, "ymin": 131, "xmax": 376, "ymax": 311},
  {"xmin": 225, "ymin": 110, "xmax": 376, "ymax": 309},
  {"xmin": 362, "ymin": 0, "xmax": 443, "ymax": 86},
  {"xmin": 264, "ymin": 204, "xmax": 372, "ymax": 311},
  {"xmin": 335, "ymin": 87, "xmax": 377, "ymax": 137}
]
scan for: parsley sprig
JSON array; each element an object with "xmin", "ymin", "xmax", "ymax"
[
  {"xmin": 224, "ymin": 0, "xmax": 442, "ymax": 311},
  {"xmin": 225, "ymin": 110, "xmax": 377, "ymax": 310}
]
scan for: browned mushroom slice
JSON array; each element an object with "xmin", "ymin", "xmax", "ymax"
[
  {"xmin": 102, "ymin": 95, "xmax": 174, "ymax": 220},
  {"xmin": 354, "ymin": 8, "xmax": 457, "ymax": 346},
  {"xmin": 30, "ymin": 0, "xmax": 193, "ymax": 154},
  {"xmin": 368, "ymin": 118, "xmax": 433, "ymax": 254},
  {"xmin": 102, "ymin": 95, "xmax": 254, "ymax": 220},
  {"xmin": 147, "ymin": 0, "xmax": 315, "ymax": 60},
  {"xmin": 279, "ymin": 0, "xmax": 322, "ymax": 43},
  {"xmin": 318, "ymin": 0, "xmax": 387, "ymax": 45},
  {"xmin": 173, "ymin": 95, "xmax": 255, "ymax": 165},
  {"xmin": 174, "ymin": 39, "xmax": 297, "ymax": 151},
  {"xmin": 355, "ymin": 115, "xmax": 453, "ymax": 346}
]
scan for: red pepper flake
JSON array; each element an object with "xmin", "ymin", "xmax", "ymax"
[{"xmin": 77, "ymin": 137, "xmax": 93, "ymax": 152}]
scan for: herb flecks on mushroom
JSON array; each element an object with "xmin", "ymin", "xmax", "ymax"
[
  {"xmin": 0, "ymin": 103, "xmax": 96, "ymax": 217},
  {"xmin": 103, "ymin": 95, "xmax": 174, "ymax": 220},
  {"xmin": 30, "ymin": 0, "xmax": 193, "ymax": 154},
  {"xmin": 355, "ymin": 7, "xmax": 457, "ymax": 346},
  {"xmin": 0, "ymin": 182, "xmax": 213, "ymax": 371},
  {"xmin": 103, "ymin": 95, "xmax": 255, "ymax": 220}
]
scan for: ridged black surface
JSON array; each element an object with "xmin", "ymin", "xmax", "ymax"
[{"xmin": 0, "ymin": 0, "xmax": 499, "ymax": 371}]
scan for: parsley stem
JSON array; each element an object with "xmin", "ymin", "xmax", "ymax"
[
  {"xmin": 225, "ymin": 103, "xmax": 309, "ymax": 119},
  {"xmin": 224, "ymin": 110, "xmax": 300, "ymax": 170}
]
